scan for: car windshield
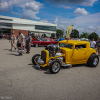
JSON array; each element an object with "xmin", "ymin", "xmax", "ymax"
[{"xmin": 59, "ymin": 43, "xmax": 73, "ymax": 49}]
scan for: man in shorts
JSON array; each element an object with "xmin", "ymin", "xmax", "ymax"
[
  {"xmin": 18, "ymin": 31, "xmax": 24, "ymax": 55},
  {"xmin": 25, "ymin": 32, "xmax": 32, "ymax": 53}
]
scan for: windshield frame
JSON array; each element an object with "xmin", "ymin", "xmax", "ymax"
[{"xmin": 59, "ymin": 43, "xmax": 73, "ymax": 49}]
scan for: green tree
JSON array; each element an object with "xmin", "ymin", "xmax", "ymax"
[
  {"xmin": 80, "ymin": 32, "xmax": 89, "ymax": 38},
  {"xmin": 56, "ymin": 29, "xmax": 64, "ymax": 38},
  {"xmin": 51, "ymin": 33, "xmax": 55, "ymax": 38},
  {"xmin": 88, "ymin": 32, "xmax": 99, "ymax": 41},
  {"xmin": 31, "ymin": 33, "xmax": 34, "ymax": 36},
  {"xmin": 70, "ymin": 29, "xmax": 79, "ymax": 38},
  {"xmin": 42, "ymin": 33, "xmax": 47, "ymax": 37}
]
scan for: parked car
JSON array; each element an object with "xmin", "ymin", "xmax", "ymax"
[
  {"xmin": 2, "ymin": 34, "xmax": 11, "ymax": 40},
  {"xmin": 32, "ymin": 40, "xmax": 99, "ymax": 74},
  {"xmin": 31, "ymin": 38, "xmax": 57, "ymax": 47}
]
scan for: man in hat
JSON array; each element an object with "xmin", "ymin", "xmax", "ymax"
[
  {"xmin": 59, "ymin": 35, "xmax": 64, "ymax": 41},
  {"xmin": 25, "ymin": 32, "xmax": 32, "ymax": 53}
]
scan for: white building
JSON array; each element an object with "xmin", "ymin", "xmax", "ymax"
[{"xmin": 0, "ymin": 15, "xmax": 57, "ymax": 37}]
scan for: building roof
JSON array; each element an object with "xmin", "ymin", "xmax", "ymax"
[{"xmin": 0, "ymin": 15, "xmax": 57, "ymax": 26}]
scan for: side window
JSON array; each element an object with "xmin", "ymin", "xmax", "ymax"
[
  {"xmin": 47, "ymin": 39, "xmax": 50, "ymax": 42},
  {"xmin": 44, "ymin": 39, "xmax": 47, "ymax": 41},
  {"xmin": 75, "ymin": 45, "xmax": 86, "ymax": 49}
]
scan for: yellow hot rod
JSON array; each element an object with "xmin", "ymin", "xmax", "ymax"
[{"xmin": 32, "ymin": 40, "xmax": 99, "ymax": 74}]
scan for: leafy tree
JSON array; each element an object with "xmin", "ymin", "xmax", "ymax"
[
  {"xmin": 42, "ymin": 33, "xmax": 47, "ymax": 37},
  {"xmin": 56, "ymin": 29, "xmax": 64, "ymax": 38},
  {"xmin": 80, "ymin": 32, "xmax": 89, "ymax": 38},
  {"xmin": 51, "ymin": 33, "xmax": 55, "ymax": 38},
  {"xmin": 70, "ymin": 29, "xmax": 79, "ymax": 38},
  {"xmin": 31, "ymin": 33, "xmax": 34, "ymax": 36},
  {"xmin": 88, "ymin": 32, "xmax": 99, "ymax": 41}
]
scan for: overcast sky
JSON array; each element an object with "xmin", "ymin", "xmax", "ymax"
[{"xmin": 0, "ymin": 0, "xmax": 100, "ymax": 36}]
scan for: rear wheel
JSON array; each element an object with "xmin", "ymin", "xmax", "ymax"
[
  {"xmin": 32, "ymin": 54, "xmax": 40, "ymax": 65},
  {"xmin": 87, "ymin": 54, "xmax": 99, "ymax": 67},
  {"xmin": 35, "ymin": 44, "xmax": 39, "ymax": 47},
  {"xmin": 49, "ymin": 60, "xmax": 61, "ymax": 74}
]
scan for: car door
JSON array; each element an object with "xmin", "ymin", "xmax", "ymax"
[
  {"xmin": 46, "ymin": 39, "xmax": 51, "ymax": 45},
  {"xmin": 72, "ymin": 44, "xmax": 88, "ymax": 62},
  {"xmin": 41, "ymin": 39, "xmax": 48, "ymax": 46}
]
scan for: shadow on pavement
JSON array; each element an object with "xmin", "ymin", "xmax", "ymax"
[
  {"xmin": 29, "ymin": 63, "xmax": 96, "ymax": 74},
  {"xmin": 28, "ymin": 63, "xmax": 51, "ymax": 74},
  {"xmin": 7, "ymin": 53, "xmax": 23, "ymax": 56},
  {"xmin": 71, "ymin": 64, "xmax": 96, "ymax": 68},
  {"xmin": 3, "ymin": 49, "xmax": 10, "ymax": 50},
  {"xmin": 7, "ymin": 53, "xmax": 17, "ymax": 56}
]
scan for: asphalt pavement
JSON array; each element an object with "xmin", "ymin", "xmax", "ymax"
[{"xmin": 0, "ymin": 39, "xmax": 100, "ymax": 100}]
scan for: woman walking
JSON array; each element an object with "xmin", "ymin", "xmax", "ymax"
[{"xmin": 10, "ymin": 31, "xmax": 16, "ymax": 51}]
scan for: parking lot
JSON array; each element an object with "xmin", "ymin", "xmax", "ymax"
[{"xmin": 0, "ymin": 39, "xmax": 100, "ymax": 100}]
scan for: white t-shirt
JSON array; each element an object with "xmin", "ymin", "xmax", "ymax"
[
  {"xmin": 19, "ymin": 34, "xmax": 24, "ymax": 43},
  {"xmin": 90, "ymin": 41, "xmax": 96, "ymax": 48}
]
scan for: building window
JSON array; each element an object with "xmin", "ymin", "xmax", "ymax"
[
  {"xmin": 0, "ymin": 28, "xmax": 11, "ymax": 35},
  {"xmin": 0, "ymin": 18, "xmax": 12, "ymax": 21},
  {"xmin": 35, "ymin": 25, "xmax": 56, "ymax": 31},
  {"xmin": 0, "ymin": 23, "xmax": 12, "ymax": 27}
]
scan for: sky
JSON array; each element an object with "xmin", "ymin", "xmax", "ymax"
[{"xmin": 0, "ymin": 0, "xmax": 100, "ymax": 36}]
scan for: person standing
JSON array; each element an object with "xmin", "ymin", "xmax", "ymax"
[
  {"xmin": 18, "ymin": 31, "xmax": 24, "ymax": 55},
  {"xmin": 9, "ymin": 31, "xmax": 16, "ymax": 51},
  {"xmin": 59, "ymin": 35, "xmax": 64, "ymax": 41},
  {"xmin": 90, "ymin": 38, "xmax": 96, "ymax": 48},
  {"xmin": 25, "ymin": 32, "xmax": 32, "ymax": 53},
  {"xmin": 16, "ymin": 33, "xmax": 20, "ymax": 51},
  {"xmin": 97, "ymin": 38, "xmax": 100, "ymax": 55}
]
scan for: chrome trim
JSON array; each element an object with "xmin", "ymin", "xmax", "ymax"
[{"xmin": 37, "ymin": 58, "xmax": 44, "ymax": 64}]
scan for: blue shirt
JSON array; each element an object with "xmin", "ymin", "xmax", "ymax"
[{"xmin": 59, "ymin": 38, "xmax": 64, "ymax": 41}]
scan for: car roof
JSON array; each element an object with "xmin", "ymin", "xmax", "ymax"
[{"xmin": 59, "ymin": 40, "xmax": 90, "ymax": 45}]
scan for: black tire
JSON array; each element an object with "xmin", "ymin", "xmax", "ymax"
[
  {"xmin": 32, "ymin": 54, "xmax": 40, "ymax": 65},
  {"xmin": 87, "ymin": 54, "xmax": 99, "ymax": 67},
  {"xmin": 35, "ymin": 44, "xmax": 39, "ymax": 47},
  {"xmin": 49, "ymin": 60, "xmax": 61, "ymax": 74}
]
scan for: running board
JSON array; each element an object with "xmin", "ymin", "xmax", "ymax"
[{"xmin": 62, "ymin": 63, "xmax": 72, "ymax": 67}]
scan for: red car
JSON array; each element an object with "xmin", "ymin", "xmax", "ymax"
[{"xmin": 31, "ymin": 38, "xmax": 57, "ymax": 47}]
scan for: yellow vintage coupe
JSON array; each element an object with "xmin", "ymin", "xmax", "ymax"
[{"xmin": 32, "ymin": 40, "xmax": 99, "ymax": 74}]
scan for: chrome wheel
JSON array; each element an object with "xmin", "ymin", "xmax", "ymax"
[
  {"xmin": 32, "ymin": 54, "xmax": 40, "ymax": 65},
  {"xmin": 52, "ymin": 62, "xmax": 60, "ymax": 73},
  {"xmin": 34, "ymin": 56, "xmax": 40, "ymax": 64},
  {"xmin": 93, "ymin": 57, "xmax": 98, "ymax": 66},
  {"xmin": 49, "ymin": 60, "xmax": 61, "ymax": 74}
]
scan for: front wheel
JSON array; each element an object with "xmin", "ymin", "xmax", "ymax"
[
  {"xmin": 49, "ymin": 60, "xmax": 61, "ymax": 74},
  {"xmin": 32, "ymin": 54, "xmax": 40, "ymax": 65},
  {"xmin": 87, "ymin": 54, "xmax": 99, "ymax": 67}
]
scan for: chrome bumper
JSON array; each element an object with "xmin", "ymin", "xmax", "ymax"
[{"xmin": 36, "ymin": 64, "xmax": 40, "ymax": 68}]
